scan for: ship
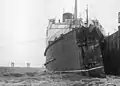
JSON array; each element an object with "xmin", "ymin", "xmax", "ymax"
[
  {"xmin": 102, "ymin": 12, "xmax": 120, "ymax": 75},
  {"xmin": 44, "ymin": 0, "xmax": 106, "ymax": 75},
  {"xmin": 102, "ymin": 31, "xmax": 120, "ymax": 75}
]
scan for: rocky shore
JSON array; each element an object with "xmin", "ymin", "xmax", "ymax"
[{"xmin": 0, "ymin": 68, "xmax": 120, "ymax": 86}]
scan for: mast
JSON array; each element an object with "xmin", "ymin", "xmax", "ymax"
[
  {"xmin": 86, "ymin": 4, "xmax": 88, "ymax": 26},
  {"xmin": 74, "ymin": 0, "xmax": 77, "ymax": 19},
  {"xmin": 63, "ymin": 8, "xmax": 65, "ymax": 14}
]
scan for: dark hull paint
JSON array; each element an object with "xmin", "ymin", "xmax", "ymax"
[
  {"xmin": 44, "ymin": 29, "xmax": 103, "ymax": 71},
  {"xmin": 45, "ymin": 30, "xmax": 84, "ymax": 71},
  {"xmin": 102, "ymin": 32, "xmax": 120, "ymax": 75}
]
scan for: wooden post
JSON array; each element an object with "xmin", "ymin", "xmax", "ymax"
[
  {"xmin": 27, "ymin": 63, "xmax": 30, "ymax": 68},
  {"xmin": 11, "ymin": 62, "xmax": 14, "ymax": 67}
]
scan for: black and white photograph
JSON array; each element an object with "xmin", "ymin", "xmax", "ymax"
[{"xmin": 0, "ymin": 0, "xmax": 120, "ymax": 85}]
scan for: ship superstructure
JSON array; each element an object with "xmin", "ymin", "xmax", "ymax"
[{"xmin": 44, "ymin": 0, "xmax": 105, "ymax": 73}]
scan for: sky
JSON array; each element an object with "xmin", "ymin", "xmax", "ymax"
[{"xmin": 0, "ymin": 0, "xmax": 120, "ymax": 67}]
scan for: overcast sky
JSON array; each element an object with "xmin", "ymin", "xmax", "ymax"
[{"xmin": 0, "ymin": 0, "xmax": 120, "ymax": 67}]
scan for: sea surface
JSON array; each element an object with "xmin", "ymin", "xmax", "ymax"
[{"xmin": 0, "ymin": 67, "xmax": 120, "ymax": 86}]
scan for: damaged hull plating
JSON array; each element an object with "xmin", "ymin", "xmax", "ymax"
[
  {"xmin": 44, "ymin": 26, "xmax": 105, "ymax": 72},
  {"xmin": 44, "ymin": 0, "xmax": 106, "ymax": 75}
]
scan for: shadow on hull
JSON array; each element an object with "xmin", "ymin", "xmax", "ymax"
[
  {"xmin": 103, "ymin": 47, "xmax": 120, "ymax": 75},
  {"xmin": 102, "ymin": 31, "xmax": 120, "ymax": 75}
]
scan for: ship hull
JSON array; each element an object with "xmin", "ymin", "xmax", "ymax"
[
  {"xmin": 44, "ymin": 29, "xmax": 103, "ymax": 71},
  {"xmin": 44, "ymin": 30, "xmax": 83, "ymax": 71},
  {"xmin": 103, "ymin": 31, "xmax": 120, "ymax": 75}
]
